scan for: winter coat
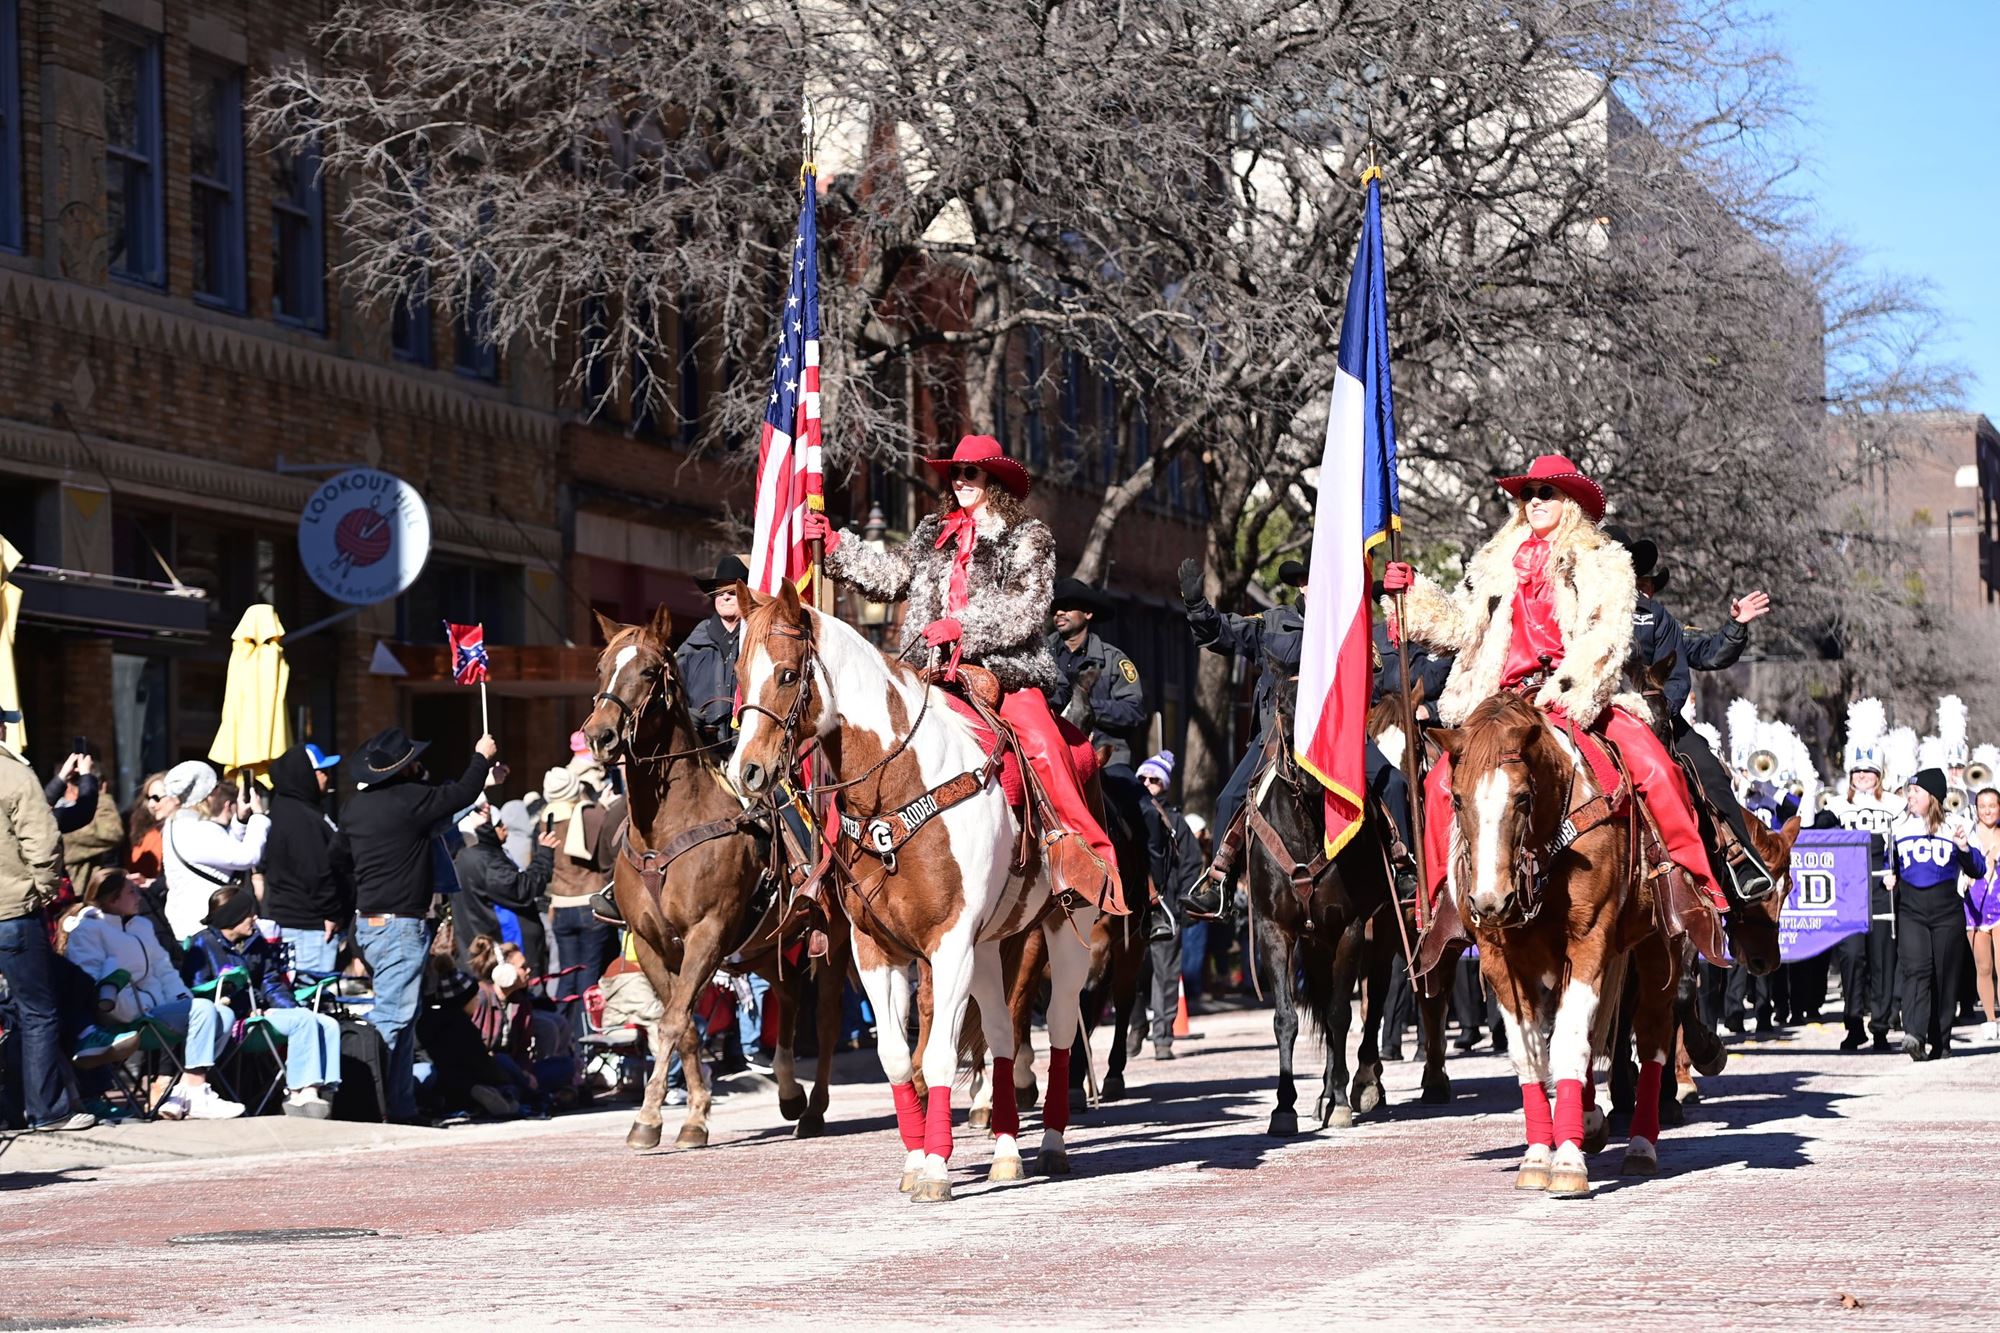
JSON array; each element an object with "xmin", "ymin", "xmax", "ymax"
[
  {"xmin": 826, "ymin": 506, "xmax": 1062, "ymax": 692},
  {"xmin": 451, "ymin": 824, "xmax": 553, "ymax": 974},
  {"xmin": 183, "ymin": 926, "xmax": 298, "ymax": 1018},
  {"xmin": 1371, "ymin": 619, "xmax": 1455, "ymax": 713},
  {"xmin": 1046, "ymin": 631, "xmax": 1147, "ymax": 769},
  {"xmin": 43, "ymin": 772, "xmax": 101, "ymax": 835},
  {"xmin": 330, "ymin": 753, "xmax": 491, "ymax": 919},
  {"xmin": 63, "ymin": 905, "xmax": 191, "ymax": 1023},
  {"xmin": 262, "ymin": 745, "xmax": 352, "ymax": 932},
  {"xmin": 1143, "ymin": 797, "xmax": 1205, "ymax": 906},
  {"xmin": 56, "ymin": 786, "xmax": 126, "ymax": 891},
  {"xmin": 1395, "ymin": 517, "xmax": 1638, "ymax": 729},
  {"xmin": 161, "ymin": 811, "xmax": 270, "ymax": 942},
  {"xmin": 1186, "ymin": 600, "xmax": 1304, "ymax": 733},
  {"xmin": 1629, "ymin": 592, "xmax": 1747, "ymax": 723},
  {"xmin": 546, "ymin": 796, "xmax": 623, "ymax": 908},
  {"xmin": 0, "ymin": 741, "xmax": 61, "ymax": 920},
  {"xmin": 675, "ymin": 614, "xmax": 742, "ymax": 743}
]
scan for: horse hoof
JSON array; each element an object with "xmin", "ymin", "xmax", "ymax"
[
  {"xmin": 1324, "ymin": 1104, "xmax": 1355, "ymax": 1130},
  {"xmin": 779, "ymin": 1092, "xmax": 807, "ymax": 1122},
  {"xmin": 1420, "ymin": 1070, "xmax": 1452, "ymax": 1105},
  {"xmin": 1516, "ymin": 1165, "xmax": 1551, "ymax": 1191},
  {"xmin": 1659, "ymin": 1097, "xmax": 1684, "ymax": 1130},
  {"xmin": 967, "ymin": 1106, "xmax": 992, "ymax": 1131},
  {"xmin": 899, "ymin": 1169, "xmax": 918, "ymax": 1194},
  {"xmin": 674, "ymin": 1124, "xmax": 710, "ymax": 1150},
  {"xmin": 1353, "ymin": 1077, "xmax": 1383, "ymax": 1116},
  {"xmin": 1037, "ymin": 1148, "xmax": 1071, "ymax": 1176},
  {"xmin": 1581, "ymin": 1115, "xmax": 1610, "ymax": 1157},
  {"xmin": 1015, "ymin": 1080, "xmax": 1038, "ymax": 1112},
  {"xmin": 794, "ymin": 1109, "xmax": 825, "ymax": 1140},
  {"xmin": 1547, "ymin": 1168, "xmax": 1591, "ymax": 1196},
  {"xmin": 988, "ymin": 1154, "xmax": 1026, "ymax": 1183},
  {"xmin": 1621, "ymin": 1137, "xmax": 1659, "ymax": 1176},
  {"xmin": 1101, "ymin": 1072, "xmax": 1126, "ymax": 1101},
  {"xmin": 1268, "ymin": 1108, "xmax": 1299, "ymax": 1137},
  {"xmin": 625, "ymin": 1121, "xmax": 662, "ymax": 1151},
  {"xmin": 909, "ymin": 1177, "xmax": 954, "ymax": 1204}
]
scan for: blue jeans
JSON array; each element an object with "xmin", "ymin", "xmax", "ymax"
[
  {"xmin": 356, "ymin": 917, "xmax": 427, "ymax": 1120},
  {"xmin": 736, "ymin": 972, "xmax": 770, "ymax": 1054},
  {"xmin": 0, "ymin": 912, "xmax": 78, "ymax": 1126},
  {"xmin": 281, "ymin": 926, "xmax": 339, "ymax": 976},
  {"xmin": 148, "ymin": 995, "xmax": 229, "ymax": 1069},
  {"xmin": 1180, "ymin": 921, "xmax": 1210, "ymax": 1003},
  {"xmin": 255, "ymin": 1007, "xmax": 343, "ymax": 1090},
  {"xmin": 552, "ymin": 906, "xmax": 616, "ymax": 1034}
]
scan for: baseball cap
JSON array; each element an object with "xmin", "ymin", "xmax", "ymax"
[{"xmin": 304, "ymin": 743, "xmax": 342, "ymax": 771}]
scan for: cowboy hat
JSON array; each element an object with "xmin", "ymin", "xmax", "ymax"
[
  {"xmin": 356, "ymin": 726, "xmax": 431, "ymax": 782},
  {"xmin": 1278, "ymin": 559, "xmax": 1308, "ymax": 588},
  {"xmin": 1603, "ymin": 526, "xmax": 1669, "ymax": 591},
  {"xmin": 923, "ymin": 434, "xmax": 1032, "ymax": 500},
  {"xmin": 1496, "ymin": 454, "xmax": 1606, "ymax": 523},
  {"xmin": 696, "ymin": 554, "xmax": 752, "ymax": 594},
  {"xmin": 1051, "ymin": 577, "xmax": 1113, "ymax": 615}
]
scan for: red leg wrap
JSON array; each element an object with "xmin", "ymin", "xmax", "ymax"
[
  {"xmin": 891, "ymin": 1081, "xmax": 925, "ymax": 1153},
  {"xmin": 1521, "ymin": 1082, "xmax": 1555, "ymax": 1148},
  {"xmin": 1554, "ymin": 1078, "xmax": 1586, "ymax": 1148},
  {"xmin": 1044, "ymin": 1047, "xmax": 1072, "ymax": 1134},
  {"xmin": 990, "ymin": 1057, "xmax": 1022, "ymax": 1139},
  {"xmin": 924, "ymin": 1085, "xmax": 953, "ymax": 1161},
  {"xmin": 1630, "ymin": 1060, "xmax": 1663, "ymax": 1144}
]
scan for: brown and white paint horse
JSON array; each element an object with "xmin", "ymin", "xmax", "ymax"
[
  {"xmin": 730, "ymin": 579, "xmax": 1098, "ymax": 1203},
  {"xmin": 1434, "ymin": 692, "xmax": 1678, "ymax": 1194},
  {"xmin": 581, "ymin": 608, "xmax": 846, "ymax": 1152}
]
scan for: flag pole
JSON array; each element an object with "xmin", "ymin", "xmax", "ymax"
[{"xmin": 479, "ymin": 680, "xmax": 489, "ymax": 737}]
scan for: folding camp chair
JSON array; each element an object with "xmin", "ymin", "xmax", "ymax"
[{"xmin": 74, "ymin": 1017, "xmax": 196, "ymax": 1121}]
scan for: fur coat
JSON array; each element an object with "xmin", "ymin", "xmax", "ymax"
[
  {"xmin": 827, "ymin": 506, "xmax": 1062, "ymax": 693},
  {"xmin": 1395, "ymin": 516, "xmax": 1640, "ymax": 729}
]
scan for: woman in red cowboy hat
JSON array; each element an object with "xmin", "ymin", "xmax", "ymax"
[
  {"xmin": 803, "ymin": 434, "xmax": 1119, "ymax": 899},
  {"xmin": 1381, "ymin": 452, "xmax": 1725, "ymax": 914}
]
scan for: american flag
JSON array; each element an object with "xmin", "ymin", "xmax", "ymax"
[
  {"xmin": 445, "ymin": 621, "xmax": 489, "ymax": 685},
  {"xmin": 747, "ymin": 167, "xmax": 824, "ymax": 596}
]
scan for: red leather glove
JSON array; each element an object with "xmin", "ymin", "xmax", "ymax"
[
  {"xmin": 803, "ymin": 511, "xmax": 841, "ymax": 553},
  {"xmin": 921, "ymin": 617, "xmax": 963, "ymax": 647},
  {"xmin": 1381, "ymin": 560, "xmax": 1414, "ymax": 594}
]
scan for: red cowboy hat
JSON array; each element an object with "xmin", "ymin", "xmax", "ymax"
[
  {"xmin": 924, "ymin": 435, "xmax": 1032, "ymax": 500},
  {"xmin": 1496, "ymin": 453, "xmax": 1605, "ymax": 523}
]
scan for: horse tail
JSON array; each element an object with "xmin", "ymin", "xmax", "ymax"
[{"xmin": 1295, "ymin": 920, "xmax": 1344, "ymax": 1043}]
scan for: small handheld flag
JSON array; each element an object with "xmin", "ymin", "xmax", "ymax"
[{"xmin": 445, "ymin": 621, "xmax": 491, "ymax": 733}]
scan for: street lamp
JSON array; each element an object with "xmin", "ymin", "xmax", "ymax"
[{"xmin": 1947, "ymin": 507, "xmax": 1976, "ymax": 613}]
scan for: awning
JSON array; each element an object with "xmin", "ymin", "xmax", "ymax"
[{"xmin": 11, "ymin": 564, "xmax": 210, "ymax": 640}]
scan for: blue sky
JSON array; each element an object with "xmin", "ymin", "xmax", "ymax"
[{"xmin": 1768, "ymin": 0, "xmax": 2000, "ymax": 408}]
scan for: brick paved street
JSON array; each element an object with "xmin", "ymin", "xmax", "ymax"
[{"xmin": 3, "ymin": 1006, "xmax": 1995, "ymax": 1329}]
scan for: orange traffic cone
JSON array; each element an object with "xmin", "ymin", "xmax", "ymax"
[{"xmin": 1173, "ymin": 978, "xmax": 1191, "ymax": 1038}]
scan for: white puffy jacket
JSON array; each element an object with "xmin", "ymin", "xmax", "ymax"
[{"xmin": 63, "ymin": 905, "xmax": 190, "ymax": 1024}]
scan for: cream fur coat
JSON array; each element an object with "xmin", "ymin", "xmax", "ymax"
[{"xmin": 1395, "ymin": 516, "xmax": 1642, "ymax": 729}]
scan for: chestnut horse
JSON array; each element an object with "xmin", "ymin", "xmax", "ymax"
[
  {"xmin": 580, "ymin": 608, "xmax": 847, "ymax": 1152},
  {"xmin": 730, "ymin": 579, "xmax": 1098, "ymax": 1203},
  {"xmin": 1434, "ymin": 692, "xmax": 1677, "ymax": 1194}
]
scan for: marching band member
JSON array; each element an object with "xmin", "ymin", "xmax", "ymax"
[
  {"xmin": 1891, "ymin": 768, "xmax": 1982, "ymax": 1060},
  {"xmin": 1966, "ymin": 787, "xmax": 2000, "ymax": 1042},
  {"xmin": 1826, "ymin": 700, "xmax": 1902, "ymax": 1052}
]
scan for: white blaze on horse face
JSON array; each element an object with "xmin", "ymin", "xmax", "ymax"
[
  {"xmin": 608, "ymin": 645, "xmax": 640, "ymax": 698},
  {"xmin": 1468, "ymin": 767, "xmax": 1516, "ymax": 916},
  {"xmin": 727, "ymin": 639, "xmax": 776, "ymax": 789}
]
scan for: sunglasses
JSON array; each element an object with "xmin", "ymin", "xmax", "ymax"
[
  {"xmin": 144, "ymin": 793, "xmax": 164, "ymax": 803},
  {"xmin": 1520, "ymin": 484, "xmax": 1560, "ymax": 503},
  {"xmin": 949, "ymin": 465, "xmax": 986, "ymax": 483}
]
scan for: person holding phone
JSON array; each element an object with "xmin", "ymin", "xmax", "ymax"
[
  {"xmin": 158, "ymin": 761, "xmax": 271, "ymax": 943},
  {"xmin": 262, "ymin": 743, "xmax": 351, "ymax": 974},
  {"xmin": 451, "ymin": 800, "xmax": 557, "ymax": 976}
]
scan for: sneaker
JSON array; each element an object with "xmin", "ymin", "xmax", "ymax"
[
  {"xmin": 468, "ymin": 1085, "xmax": 518, "ymax": 1118},
  {"xmin": 283, "ymin": 1090, "xmax": 333, "ymax": 1120},
  {"xmin": 73, "ymin": 1029, "xmax": 142, "ymax": 1070},
  {"xmin": 156, "ymin": 1091, "xmax": 190, "ymax": 1121},
  {"xmin": 744, "ymin": 1054, "xmax": 775, "ymax": 1076},
  {"xmin": 1902, "ymin": 1035, "xmax": 1926, "ymax": 1062},
  {"xmin": 1980, "ymin": 1021, "xmax": 1998, "ymax": 1043},
  {"xmin": 664, "ymin": 1086, "xmax": 688, "ymax": 1107},
  {"xmin": 1153, "ymin": 1041, "xmax": 1176, "ymax": 1061},
  {"xmin": 32, "ymin": 1111, "xmax": 98, "ymax": 1132},
  {"xmin": 182, "ymin": 1085, "xmax": 245, "ymax": 1120}
]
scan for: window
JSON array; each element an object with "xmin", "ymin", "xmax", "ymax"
[
  {"xmin": 0, "ymin": 0, "xmax": 21, "ymax": 252},
  {"xmin": 453, "ymin": 206, "xmax": 499, "ymax": 381},
  {"xmin": 580, "ymin": 295, "xmax": 610, "ymax": 414},
  {"xmin": 271, "ymin": 138, "xmax": 325, "ymax": 329},
  {"xmin": 391, "ymin": 164, "xmax": 432, "ymax": 362},
  {"xmin": 103, "ymin": 27, "xmax": 164, "ymax": 286},
  {"xmin": 191, "ymin": 63, "xmax": 245, "ymax": 310},
  {"xmin": 676, "ymin": 301, "xmax": 700, "ymax": 445}
]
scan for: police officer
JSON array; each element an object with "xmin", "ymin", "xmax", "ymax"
[
  {"xmin": 676, "ymin": 554, "xmax": 750, "ymax": 752},
  {"xmin": 1824, "ymin": 705, "xmax": 1902, "ymax": 1052},
  {"xmin": 1609, "ymin": 529, "xmax": 1773, "ymax": 895}
]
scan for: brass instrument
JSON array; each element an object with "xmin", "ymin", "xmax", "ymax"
[
  {"xmin": 1748, "ymin": 749, "xmax": 1780, "ymax": 780},
  {"xmin": 1967, "ymin": 760, "xmax": 1993, "ymax": 788}
]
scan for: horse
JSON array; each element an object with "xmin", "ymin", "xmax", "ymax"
[
  {"xmin": 580, "ymin": 607, "xmax": 848, "ymax": 1152},
  {"xmin": 730, "ymin": 578, "xmax": 1099, "ymax": 1203},
  {"xmin": 1238, "ymin": 676, "xmax": 1397, "ymax": 1135},
  {"xmin": 1432, "ymin": 691, "xmax": 1678, "ymax": 1194}
]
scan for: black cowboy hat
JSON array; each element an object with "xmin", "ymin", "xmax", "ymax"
[
  {"xmin": 1278, "ymin": 559, "xmax": 1308, "ymax": 588},
  {"xmin": 1051, "ymin": 577, "xmax": 1113, "ymax": 615},
  {"xmin": 696, "ymin": 554, "xmax": 752, "ymax": 594},
  {"xmin": 357, "ymin": 725, "xmax": 431, "ymax": 782},
  {"xmin": 1603, "ymin": 525, "xmax": 1669, "ymax": 592}
]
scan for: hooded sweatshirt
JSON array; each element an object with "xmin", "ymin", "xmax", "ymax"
[{"xmin": 262, "ymin": 745, "xmax": 353, "ymax": 932}]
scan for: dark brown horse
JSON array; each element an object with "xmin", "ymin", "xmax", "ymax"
[{"xmin": 580, "ymin": 607, "xmax": 847, "ymax": 1152}]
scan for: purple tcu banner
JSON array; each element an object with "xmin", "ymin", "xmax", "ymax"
[{"xmin": 1780, "ymin": 828, "xmax": 1873, "ymax": 962}]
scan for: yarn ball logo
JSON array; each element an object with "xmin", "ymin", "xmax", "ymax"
[{"xmin": 298, "ymin": 469, "xmax": 432, "ymax": 605}]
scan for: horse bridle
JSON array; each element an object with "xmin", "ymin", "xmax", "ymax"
[
  {"xmin": 592, "ymin": 642, "xmax": 719, "ymax": 768},
  {"xmin": 1456, "ymin": 748, "xmax": 1562, "ymax": 931}
]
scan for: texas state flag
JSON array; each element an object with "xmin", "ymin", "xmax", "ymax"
[{"xmin": 1294, "ymin": 171, "xmax": 1400, "ymax": 858}]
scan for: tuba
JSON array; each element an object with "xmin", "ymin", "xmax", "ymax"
[
  {"xmin": 1967, "ymin": 759, "xmax": 1993, "ymax": 788},
  {"xmin": 1946, "ymin": 787, "xmax": 1970, "ymax": 815},
  {"xmin": 1748, "ymin": 749, "xmax": 1781, "ymax": 780}
]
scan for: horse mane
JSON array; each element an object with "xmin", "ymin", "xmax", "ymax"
[{"xmin": 1457, "ymin": 691, "xmax": 1543, "ymax": 775}]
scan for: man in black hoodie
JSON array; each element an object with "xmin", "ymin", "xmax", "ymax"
[
  {"xmin": 452, "ymin": 806, "xmax": 556, "ymax": 974},
  {"xmin": 263, "ymin": 743, "xmax": 351, "ymax": 975}
]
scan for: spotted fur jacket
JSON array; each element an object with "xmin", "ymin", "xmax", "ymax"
[
  {"xmin": 1393, "ymin": 516, "xmax": 1641, "ymax": 730},
  {"xmin": 826, "ymin": 506, "xmax": 1063, "ymax": 694}
]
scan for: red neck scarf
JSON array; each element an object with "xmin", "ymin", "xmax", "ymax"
[{"xmin": 935, "ymin": 507, "xmax": 980, "ymax": 614}]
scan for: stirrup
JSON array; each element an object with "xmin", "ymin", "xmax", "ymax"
[
  {"xmin": 1179, "ymin": 869, "xmax": 1228, "ymax": 922},
  {"xmin": 1721, "ymin": 853, "xmax": 1775, "ymax": 903},
  {"xmin": 590, "ymin": 884, "xmax": 624, "ymax": 926}
]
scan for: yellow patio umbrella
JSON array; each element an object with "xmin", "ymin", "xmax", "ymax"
[
  {"xmin": 0, "ymin": 536, "xmax": 23, "ymax": 754},
  {"xmin": 209, "ymin": 603, "xmax": 291, "ymax": 778}
]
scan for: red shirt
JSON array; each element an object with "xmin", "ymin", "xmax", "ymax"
[{"xmin": 1503, "ymin": 535, "xmax": 1567, "ymax": 688}]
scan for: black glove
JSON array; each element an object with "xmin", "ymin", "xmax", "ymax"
[{"xmin": 1178, "ymin": 558, "xmax": 1203, "ymax": 606}]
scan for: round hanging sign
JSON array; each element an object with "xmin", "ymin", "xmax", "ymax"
[{"xmin": 297, "ymin": 468, "xmax": 432, "ymax": 605}]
